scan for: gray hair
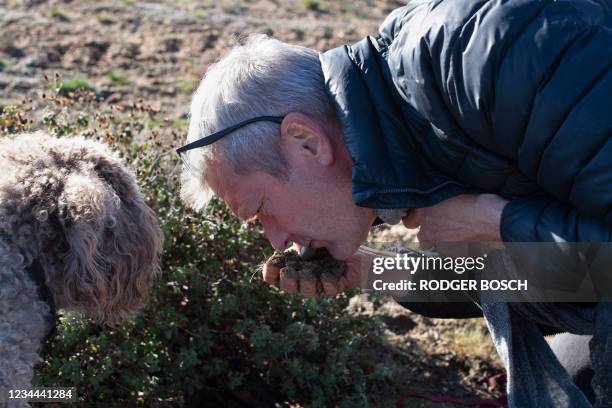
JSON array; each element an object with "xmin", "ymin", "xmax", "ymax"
[{"xmin": 181, "ymin": 34, "xmax": 335, "ymax": 212}]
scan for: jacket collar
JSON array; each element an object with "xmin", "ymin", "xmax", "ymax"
[{"xmin": 319, "ymin": 36, "xmax": 472, "ymax": 209}]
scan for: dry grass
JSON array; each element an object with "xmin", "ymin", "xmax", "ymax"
[{"xmin": 445, "ymin": 323, "xmax": 497, "ymax": 360}]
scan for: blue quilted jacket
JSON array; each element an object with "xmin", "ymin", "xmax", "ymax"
[{"xmin": 319, "ymin": 0, "xmax": 612, "ymax": 245}]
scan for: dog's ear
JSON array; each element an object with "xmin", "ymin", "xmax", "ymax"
[
  {"xmin": 59, "ymin": 172, "xmax": 120, "ymax": 226},
  {"xmin": 55, "ymin": 171, "xmax": 121, "ymax": 321},
  {"xmin": 55, "ymin": 165, "xmax": 163, "ymax": 326},
  {"xmin": 93, "ymin": 157, "xmax": 139, "ymax": 203}
]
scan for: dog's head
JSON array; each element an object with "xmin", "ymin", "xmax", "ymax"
[{"xmin": 1, "ymin": 132, "xmax": 164, "ymax": 325}]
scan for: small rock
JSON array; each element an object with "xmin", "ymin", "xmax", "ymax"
[
  {"xmin": 85, "ymin": 41, "xmax": 110, "ymax": 64},
  {"xmin": 25, "ymin": 56, "xmax": 47, "ymax": 69},
  {"xmin": 347, "ymin": 293, "xmax": 375, "ymax": 316},
  {"xmin": 161, "ymin": 38, "xmax": 182, "ymax": 53},
  {"xmin": 379, "ymin": 314, "xmax": 417, "ymax": 334},
  {"xmin": 0, "ymin": 39, "xmax": 25, "ymax": 59}
]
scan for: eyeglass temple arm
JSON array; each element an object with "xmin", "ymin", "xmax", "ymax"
[{"xmin": 176, "ymin": 115, "xmax": 285, "ymax": 155}]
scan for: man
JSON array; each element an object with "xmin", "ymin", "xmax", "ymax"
[{"xmin": 178, "ymin": 0, "xmax": 611, "ymax": 406}]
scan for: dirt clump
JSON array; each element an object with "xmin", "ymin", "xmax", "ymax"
[{"xmin": 267, "ymin": 248, "xmax": 347, "ymax": 296}]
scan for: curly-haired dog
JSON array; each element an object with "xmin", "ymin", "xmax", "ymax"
[{"xmin": 0, "ymin": 132, "xmax": 163, "ymax": 405}]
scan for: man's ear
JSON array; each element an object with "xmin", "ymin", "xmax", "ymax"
[{"xmin": 280, "ymin": 112, "xmax": 334, "ymax": 166}]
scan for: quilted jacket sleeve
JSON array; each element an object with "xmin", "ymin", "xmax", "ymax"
[
  {"xmin": 501, "ymin": 197, "xmax": 612, "ymax": 243},
  {"xmin": 386, "ymin": 0, "xmax": 612, "ymax": 243}
]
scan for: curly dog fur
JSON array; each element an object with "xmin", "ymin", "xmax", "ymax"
[{"xmin": 0, "ymin": 132, "xmax": 163, "ymax": 405}]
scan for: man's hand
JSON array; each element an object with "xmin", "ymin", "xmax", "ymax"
[
  {"xmin": 402, "ymin": 194, "xmax": 508, "ymax": 246},
  {"xmin": 262, "ymin": 250, "xmax": 362, "ymax": 297}
]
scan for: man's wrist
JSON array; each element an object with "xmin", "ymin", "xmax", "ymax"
[{"xmin": 475, "ymin": 194, "xmax": 508, "ymax": 242}]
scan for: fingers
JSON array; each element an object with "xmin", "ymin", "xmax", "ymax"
[
  {"xmin": 279, "ymin": 267, "xmax": 299, "ymax": 294},
  {"xmin": 321, "ymin": 272, "xmax": 342, "ymax": 296},
  {"xmin": 262, "ymin": 262, "xmax": 280, "ymax": 287},
  {"xmin": 274, "ymin": 269, "xmax": 343, "ymax": 297},
  {"xmin": 288, "ymin": 270, "xmax": 336, "ymax": 297},
  {"xmin": 342, "ymin": 262, "xmax": 362, "ymax": 291},
  {"xmin": 263, "ymin": 253, "xmax": 357, "ymax": 298},
  {"xmin": 298, "ymin": 278, "xmax": 317, "ymax": 297},
  {"xmin": 402, "ymin": 208, "xmax": 423, "ymax": 229},
  {"xmin": 417, "ymin": 229, "xmax": 435, "ymax": 251},
  {"xmin": 321, "ymin": 280, "xmax": 339, "ymax": 296},
  {"xmin": 266, "ymin": 264, "xmax": 320, "ymax": 297},
  {"xmin": 407, "ymin": 209, "xmax": 434, "ymax": 251}
]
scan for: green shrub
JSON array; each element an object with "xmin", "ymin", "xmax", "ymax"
[
  {"xmin": 96, "ymin": 15, "xmax": 115, "ymax": 25},
  {"xmin": 170, "ymin": 118, "xmax": 188, "ymax": 130},
  {"xmin": 1, "ymin": 93, "xmax": 392, "ymax": 407},
  {"xmin": 303, "ymin": 0, "xmax": 321, "ymax": 11},
  {"xmin": 57, "ymin": 76, "xmax": 92, "ymax": 95},
  {"xmin": 178, "ymin": 78, "xmax": 198, "ymax": 94},
  {"xmin": 49, "ymin": 7, "xmax": 68, "ymax": 21},
  {"xmin": 0, "ymin": 105, "xmax": 30, "ymax": 134},
  {"xmin": 106, "ymin": 70, "xmax": 131, "ymax": 86}
]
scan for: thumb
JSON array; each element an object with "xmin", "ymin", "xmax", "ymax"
[{"xmin": 402, "ymin": 209, "xmax": 423, "ymax": 229}]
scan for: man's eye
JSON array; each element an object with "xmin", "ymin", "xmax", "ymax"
[{"xmin": 246, "ymin": 203, "xmax": 263, "ymax": 225}]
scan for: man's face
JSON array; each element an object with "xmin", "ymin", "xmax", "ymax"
[{"xmin": 205, "ymin": 114, "xmax": 375, "ymax": 260}]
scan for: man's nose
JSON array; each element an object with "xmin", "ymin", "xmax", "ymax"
[{"xmin": 260, "ymin": 217, "xmax": 290, "ymax": 251}]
